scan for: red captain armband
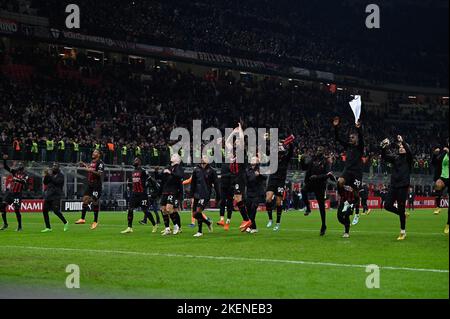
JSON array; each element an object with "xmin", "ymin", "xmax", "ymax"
[{"xmin": 283, "ymin": 135, "xmax": 296, "ymax": 146}]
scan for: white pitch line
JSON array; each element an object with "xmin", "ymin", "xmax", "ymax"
[
  {"xmin": 22, "ymin": 222, "xmax": 447, "ymax": 236},
  {"xmin": 3, "ymin": 245, "xmax": 448, "ymax": 274}
]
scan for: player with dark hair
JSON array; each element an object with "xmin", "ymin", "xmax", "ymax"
[
  {"xmin": 160, "ymin": 154, "xmax": 184, "ymax": 236},
  {"xmin": 41, "ymin": 163, "xmax": 69, "ymax": 233},
  {"xmin": 1, "ymin": 155, "xmax": 29, "ymax": 231},
  {"xmin": 245, "ymin": 156, "xmax": 266, "ymax": 234},
  {"xmin": 380, "ymin": 135, "xmax": 413, "ymax": 240},
  {"xmin": 75, "ymin": 149, "xmax": 105, "ymax": 230},
  {"xmin": 265, "ymin": 134, "xmax": 295, "ymax": 231},
  {"xmin": 333, "ymin": 117, "xmax": 365, "ymax": 229},
  {"xmin": 121, "ymin": 158, "xmax": 158, "ymax": 234},
  {"xmin": 190, "ymin": 155, "xmax": 220, "ymax": 237},
  {"xmin": 300, "ymin": 146, "xmax": 335, "ymax": 236}
]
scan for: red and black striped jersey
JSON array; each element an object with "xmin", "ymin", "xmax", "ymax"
[
  {"xmin": 3, "ymin": 160, "xmax": 28, "ymax": 194},
  {"xmin": 10, "ymin": 171, "xmax": 29, "ymax": 193},
  {"xmin": 225, "ymin": 144, "xmax": 246, "ymax": 177},
  {"xmin": 229, "ymin": 159, "xmax": 245, "ymax": 177},
  {"xmin": 132, "ymin": 168, "xmax": 147, "ymax": 194},
  {"xmin": 87, "ymin": 160, "xmax": 104, "ymax": 187}
]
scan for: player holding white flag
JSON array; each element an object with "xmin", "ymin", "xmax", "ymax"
[{"xmin": 349, "ymin": 95, "xmax": 362, "ymax": 124}]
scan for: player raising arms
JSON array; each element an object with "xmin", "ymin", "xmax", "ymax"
[
  {"xmin": 161, "ymin": 154, "xmax": 184, "ymax": 236},
  {"xmin": 225, "ymin": 123, "xmax": 252, "ymax": 232},
  {"xmin": 265, "ymin": 134, "xmax": 295, "ymax": 231},
  {"xmin": 121, "ymin": 158, "xmax": 158, "ymax": 234},
  {"xmin": 380, "ymin": 135, "xmax": 413, "ymax": 240},
  {"xmin": 190, "ymin": 155, "xmax": 221, "ymax": 237},
  {"xmin": 333, "ymin": 117, "xmax": 365, "ymax": 230},
  {"xmin": 1, "ymin": 155, "xmax": 28, "ymax": 231},
  {"xmin": 75, "ymin": 149, "xmax": 105, "ymax": 230}
]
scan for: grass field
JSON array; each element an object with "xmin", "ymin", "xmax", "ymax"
[{"xmin": 0, "ymin": 209, "xmax": 448, "ymax": 299}]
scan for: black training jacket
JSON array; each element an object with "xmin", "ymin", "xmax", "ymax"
[
  {"xmin": 162, "ymin": 164, "xmax": 185, "ymax": 195},
  {"xmin": 381, "ymin": 142, "xmax": 413, "ymax": 188},
  {"xmin": 191, "ymin": 164, "xmax": 221, "ymax": 200},
  {"xmin": 44, "ymin": 172, "xmax": 65, "ymax": 200},
  {"xmin": 246, "ymin": 166, "xmax": 267, "ymax": 199},
  {"xmin": 301, "ymin": 155, "xmax": 331, "ymax": 188},
  {"xmin": 335, "ymin": 125, "xmax": 365, "ymax": 175}
]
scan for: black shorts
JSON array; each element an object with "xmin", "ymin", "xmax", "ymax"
[
  {"xmin": 2, "ymin": 192, "xmax": 22, "ymax": 210},
  {"xmin": 267, "ymin": 177, "xmax": 285, "ymax": 197},
  {"xmin": 43, "ymin": 199, "xmax": 61, "ymax": 212},
  {"xmin": 342, "ymin": 171, "xmax": 363, "ymax": 191},
  {"xmin": 220, "ymin": 178, "xmax": 234, "ymax": 199},
  {"xmin": 386, "ymin": 186, "xmax": 409, "ymax": 207},
  {"xmin": 160, "ymin": 193, "xmax": 180, "ymax": 208},
  {"xmin": 129, "ymin": 193, "xmax": 149, "ymax": 210},
  {"xmin": 231, "ymin": 176, "xmax": 245, "ymax": 196},
  {"xmin": 84, "ymin": 185, "xmax": 102, "ymax": 200},
  {"xmin": 246, "ymin": 196, "xmax": 263, "ymax": 207},
  {"xmin": 302, "ymin": 186, "xmax": 326, "ymax": 201},
  {"xmin": 192, "ymin": 197, "xmax": 210, "ymax": 212},
  {"xmin": 149, "ymin": 198, "xmax": 160, "ymax": 210}
]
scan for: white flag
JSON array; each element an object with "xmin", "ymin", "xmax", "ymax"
[{"xmin": 349, "ymin": 95, "xmax": 362, "ymax": 123}]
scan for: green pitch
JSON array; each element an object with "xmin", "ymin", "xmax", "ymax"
[{"xmin": 0, "ymin": 209, "xmax": 448, "ymax": 299}]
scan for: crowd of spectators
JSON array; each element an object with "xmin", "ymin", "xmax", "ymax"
[
  {"xmin": 0, "ymin": 44, "xmax": 448, "ymax": 176},
  {"xmin": 1, "ymin": 0, "xmax": 448, "ymax": 87}
]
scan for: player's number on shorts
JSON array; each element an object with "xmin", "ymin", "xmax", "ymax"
[
  {"xmin": 13, "ymin": 199, "xmax": 20, "ymax": 205},
  {"xmin": 92, "ymin": 192, "xmax": 99, "ymax": 198},
  {"xmin": 141, "ymin": 200, "xmax": 148, "ymax": 206},
  {"xmin": 354, "ymin": 180, "xmax": 361, "ymax": 188},
  {"xmin": 278, "ymin": 187, "xmax": 284, "ymax": 194}
]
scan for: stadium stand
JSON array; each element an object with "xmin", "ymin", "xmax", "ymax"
[{"xmin": 1, "ymin": 0, "xmax": 448, "ymax": 87}]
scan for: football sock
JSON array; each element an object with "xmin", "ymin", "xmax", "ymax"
[
  {"xmin": 276, "ymin": 205, "xmax": 282, "ymax": 224},
  {"xmin": 266, "ymin": 201, "xmax": 273, "ymax": 220},
  {"xmin": 15, "ymin": 210, "xmax": 22, "ymax": 228},
  {"xmin": 127, "ymin": 210, "xmax": 134, "ymax": 228},
  {"xmin": 93, "ymin": 206, "xmax": 99, "ymax": 223}
]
